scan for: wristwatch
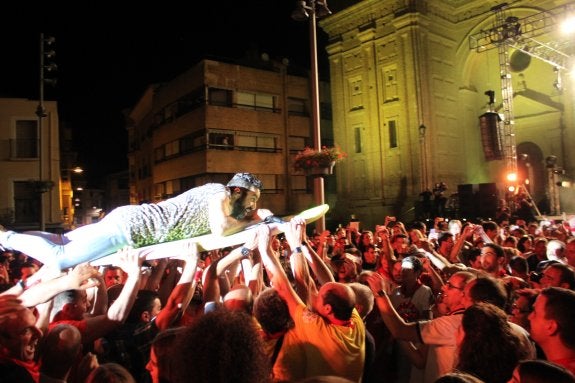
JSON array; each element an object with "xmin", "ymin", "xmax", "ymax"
[
  {"xmin": 241, "ymin": 247, "xmax": 251, "ymax": 257},
  {"xmin": 375, "ymin": 289, "xmax": 386, "ymax": 297}
]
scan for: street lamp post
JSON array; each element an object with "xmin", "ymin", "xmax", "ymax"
[
  {"xmin": 36, "ymin": 33, "xmax": 56, "ymax": 231},
  {"xmin": 292, "ymin": 0, "xmax": 331, "ymax": 232}
]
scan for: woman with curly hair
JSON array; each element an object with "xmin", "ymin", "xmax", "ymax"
[
  {"xmin": 170, "ymin": 309, "xmax": 271, "ymax": 383},
  {"xmin": 455, "ymin": 302, "xmax": 523, "ymax": 383}
]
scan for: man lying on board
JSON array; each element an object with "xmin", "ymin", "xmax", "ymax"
[{"xmin": 0, "ymin": 173, "xmax": 272, "ymax": 270}]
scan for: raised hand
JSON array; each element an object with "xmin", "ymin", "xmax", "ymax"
[
  {"xmin": 66, "ymin": 263, "xmax": 100, "ymax": 290},
  {"xmin": 0, "ymin": 295, "xmax": 26, "ymax": 323},
  {"xmin": 366, "ymin": 271, "xmax": 386, "ymax": 294},
  {"xmin": 284, "ymin": 217, "xmax": 305, "ymax": 250},
  {"xmin": 113, "ymin": 246, "xmax": 144, "ymax": 277}
]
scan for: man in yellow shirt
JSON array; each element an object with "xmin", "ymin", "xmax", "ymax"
[{"xmin": 255, "ymin": 218, "xmax": 365, "ymax": 382}]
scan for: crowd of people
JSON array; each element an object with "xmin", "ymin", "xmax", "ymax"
[{"xmin": 1, "ymin": 173, "xmax": 575, "ymax": 383}]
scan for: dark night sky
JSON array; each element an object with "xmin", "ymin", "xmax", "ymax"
[{"xmin": 0, "ymin": 1, "xmax": 332, "ymax": 186}]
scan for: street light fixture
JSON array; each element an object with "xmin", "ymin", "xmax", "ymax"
[{"xmin": 292, "ymin": 0, "xmax": 331, "ymax": 232}]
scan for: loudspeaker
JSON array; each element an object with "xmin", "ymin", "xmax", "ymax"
[
  {"xmin": 458, "ymin": 184, "xmax": 476, "ymax": 219},
  {"xmin": 478, "ymin": 183, "xmax": 498, "ymax": 219},
  {"xmin": 479, "ymin": 112, "xmax": 504, "ymax": 161}
]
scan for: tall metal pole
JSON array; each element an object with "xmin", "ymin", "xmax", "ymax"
[
  {"xmin": 309, "ymin": 3, "xmax": 325, "ymax": 233},
  {"xmin": 36, "ymin": 33, "xmax": 46, "ymax": 232}
]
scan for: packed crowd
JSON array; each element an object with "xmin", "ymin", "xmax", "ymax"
[{"xmin": 1, "ymin": 178, "xmax": 575, "ymax": 383}]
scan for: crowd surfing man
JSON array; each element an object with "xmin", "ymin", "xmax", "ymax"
[{"xmin": 0, "ymin": 173, "xmax": 272, "ymax": 270}]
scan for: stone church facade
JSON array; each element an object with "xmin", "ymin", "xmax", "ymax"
[{"xmin": 321, "ymin": 0, "xmax": 574, "ymax": 227}]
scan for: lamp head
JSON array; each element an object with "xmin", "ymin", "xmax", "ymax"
[
  {"xmin": 291, "ymin": 0, "xmax": 310, "ymax": 21},
  {"xmin": 418, "ymin": 124, "xmax": 426, "ymax": 137},
  {"xmin": 43, "ymin": 35, "xmax": 56, "ymax": 45},
  {"xmin": 315, "ymin": 0, "xmax": 332, "ymax": 18},
  {"xmin": 546, "ymin": 155, "xmax": 558, "ymax": 167}
]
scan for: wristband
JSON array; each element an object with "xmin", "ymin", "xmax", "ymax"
[
  {"xmin": 18, "ymin": 279, "xmax": 26, "ymax": 290},
  {"xmin": 375, "ymin": 289, "xmax": 386, "ymax": 297},
  {"xmin": 241, "ymin": 247, "xmax": 251, "ymax": 258},
  {"xmin": 293, "ymin": 246, "xmax": 303, "ymax": 253}
]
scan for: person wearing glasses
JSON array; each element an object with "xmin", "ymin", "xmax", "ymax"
[
  {"xmin": 509, "ymin": 289, "xmax": 537, "ymax": 332},
  {"xmin": 367, "ymin": 270, "xmax": 476, "ymax": 383}
]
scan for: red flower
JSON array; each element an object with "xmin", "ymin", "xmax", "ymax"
[{"xmin": 293, "ymin": 145, "xmax": 347, "ymax": 171}]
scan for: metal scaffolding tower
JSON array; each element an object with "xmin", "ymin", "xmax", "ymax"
[{"xmin": 469, "ymin": 1, "xmax": 574, "ymax": 183}]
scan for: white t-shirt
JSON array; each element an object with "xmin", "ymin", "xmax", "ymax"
[{"xmin": 418, "ymin": 312, "xmax": 463, "ymax": 383}]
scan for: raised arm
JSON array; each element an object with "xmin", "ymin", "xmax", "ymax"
[
  {"xmin": 156, "ymin": 242, "xmax": 200, "ymax": 330},
  {"xmin": 258, "ymin": 221, "xmax": 305, "ymax": 318},
  {"xmin": 80, "ymin": 249, "xmax": 143, "ymax": 344},
  {"xmin": 301, "ymin": 236, "xmax": 335, "ymax": 285},
  {"xmin": 290, "ymin": 236, "xmax": 315, "ymax": 305},
  {"xmin": 366, "ymin": 271, "xmax": 420, "ymax": 343},
  {"xmin": 376, "ymin": 228, "xmax": 397, "ymax": 276},
  {"xmin": 17, "ymin": 263, "xmax": 99, "ymax": 308},
  {"xmin": 449, "ymin": 224, "xmax": 475, "ymax": 263},
  {"xmin": 104, "ymin": 249, "xmax": 143, "ymax": 322},
  {"xmin": 88, "ymin": 270, "xmax": 108, "ymax": 316}
]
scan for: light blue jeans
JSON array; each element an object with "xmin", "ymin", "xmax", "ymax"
[{"xmin": 2, "ymin": 220, "xmax": 129, "ymax": 269}]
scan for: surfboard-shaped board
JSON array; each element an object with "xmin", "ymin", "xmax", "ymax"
[{"xmin": 90, "ymin": 204, "xmax": 329, "ymax": 266}]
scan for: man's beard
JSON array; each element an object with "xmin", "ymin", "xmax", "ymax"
[{"xmin": 231, "ymin": 194, "xmax": 254, "ymax": 220}]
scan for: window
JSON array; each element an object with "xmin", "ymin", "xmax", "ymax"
[
  {"xmin": 389, "ymin": 120, "xmax": 398, "ymax": 148},
  {"xmin": 154, "ymin": 180, "xmax": 182, "ymax": 199},
  {"xmin": 350, "ymin": 78, "xmax": 363, "ymax": 110},
  {"xmin": 288, "ymin": 137, "xmax": 307, "ymax": 153},
  {"xmin": 235, "ymin": 132, "xmax": 278, "ymax": 152},
  {"xmin": 208, "ymin": 131, "xmax": 234, "ymax": 150},
  {"xmin": 209, "ymin": 88, "xmax": 232, "ymax": 107},
  {"xmin": 291, "ymin": 175, "xmax": 307, "ymax": 192},
  {"xmin": 288, "ymin": 97, "xmax": 307, "ymax": 116},
  {"xmin": 181, "ymin": 131, "xmax": 206, "ymax": 153},
  {"xmin": 14, "ymin": 120, "xmax": 38, "ymax": 158},
  {"xmin": 155, "ymin": 131, "xmax": 206, "ymax": 163},
  {"xmin": 154, "ymin": 183, "xmax": 165, "ymax": 199},
  {"xmin": 154, "ymin": 147, "xmax": 165, "ymax": 162},
  {"xmin": 237, "ymin": 91, "xmax": 276, "ymax": 112},
  {"xmin": 383, "ymin": 66, "xmax": 399, "ymax": 102},
  {"xmin": 164, "ymin": 140, "xmax": 180, "ymax": 158},
  {"xmin": 354, "ymin": 127, "xmax": 362, "ymax": 153},
  {"xmin": 236, "ymin": 134, "xmax": 256, "ymax": 148},
  {"xmin": 14, "ymin": 181, "xmax": 39, "ymax": 224},
  {"xmin": 176, "ymin": 88, "xmax": 205, "ymax": 117},
  {"xmin": 258, "ymin": 174, "xmax": 279, "ymax": 193}
]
